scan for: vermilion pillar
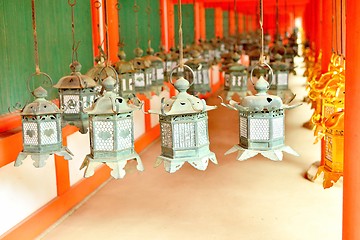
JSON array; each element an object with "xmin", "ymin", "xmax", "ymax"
[
  {"xmin": 321, "ymin": 0, "xmax": 332, "ymax": 72},
  {"xmin": 194, "ymin": 1, "xmax": 201, "ymax": 42},
  {"xmin": 343, "ymin": 1, "xmax": 360, "ymax": 239},
  {"xmin": 237, "ymin": 12, "xmax": 243, "ymax": 33},
  {"xmin": 160, "ymin": 0, "xmax": 169, "ymax": 51},
  {"xmin": 199, "ymin": 2, "xmax": 206, "ymax": 40},
  {"xmin": 214, "ymin": 7, "xmax": 223, "ymax": 38},
  {"xmin": 167, "ymin": 0, "xmax": 175, "ymax": 48},
  {"xmin": 106, "ymin": 0, "xmax": 119, "ymax": 64}
]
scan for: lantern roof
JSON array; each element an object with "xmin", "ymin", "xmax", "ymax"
[
  {"xmin": 115, "ymin": 60, "xmax": 134, "ymax": 74},
  {"xmin": 149, "ymin": 77, "xmax": 216, "ymax": 115},
  {"xmin": 54, "ymin": 61, "xmax": 97, "ymax": 89},
  {"xmin": 22, "ymin": 87, "xmax": 61, "ymax": 115},
  {"xmin": 143, "ymin": 54, "xmax": 164, "ymax": 65},
  {"xmin": 85, "ymin": 76, "xmax": 136, "ymax": 114},
  {"xmin": 270, "ymin": 55, "xmax": 291, "ymax": 70}
]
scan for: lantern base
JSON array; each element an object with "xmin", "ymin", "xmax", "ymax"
[
  {"xmin": 225, "ymin": 144, "xmax": 299, "ymax": 161},
  {"xmin": 81, "ymin": 153, "xmax": 144, "ymax": 179},
  {"xmin": 314, "ymin": 165, "xmax": 343, "ymax": 189},
  {"xmin": 154, "ymin": 152, "xmax": 217, "ymax": 173},
  {"xmin": 14, "ymin": 147, "xmax": 73, "ymax": 168}
]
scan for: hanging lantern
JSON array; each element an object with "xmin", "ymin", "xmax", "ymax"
[
  {"xmin": 184, "ymin": 50, "xmax": 211, "ymax": 95},
  {"xmin": 222, "ymin": 52, "xmax": 249, "ymax": 100},
  {"xmin": 222, "ymin": 64, "xmax": 300, "ymax": 161},
  {"xmin": 149, "ymin": 65, "xmax": 217, "ymax": 173},
  {"xmin": 81, "ymin": 70, "xmax": 143, "ymax": 179},
  {"xmin": 315, "ymin": 111, "xmax": 344, "ymax": 188},
  {"xmin": 15, "ymin": 81, "xmax": 73, "ymax": 168},
  {"xmin": 115, "ymin": 50, "xmax": 136, "ymax": 98},
  {"xmin": 143, "ymin": 46, "xmax": 165, "ymax": 90},
  {"xmin": 132, "ymin": 47, "xmax": 152, "ymax": 97},
  {"xmin": 54, "ymin": 61, "xmax": 97, "ymax": 133}
]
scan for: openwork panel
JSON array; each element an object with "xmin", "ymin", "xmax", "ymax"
[
  {"xmin": 40, "ymin": 121, "xmax": 58, "ymax": 145},
  {"xmin": 161, "ymin": 122, "xmax": 173, "ymax": 148},
  {"xmin": 116, "ymin": 118, "xmax": 132, "ymax": 150},
  {"xmin": 240, "ymin": 117, "xmax": 248, "ymax": 138},
  {"xmin": 323, "ymin": 105, "xmax": 335, "ymax": 119},
  {"xmin": 197, "ymin": 119, "xmax": 208, "ymax": 146},
  {"xmin": 277, "ymin": 72, "xmax": 288, "ymax": 86},
  {"xmin": 23, "ymin": 121, "xmax": 38, "ymax": 145},
  {"xmin": 325, "ymin": 135, "xmax": 333, "ymax": 161},
  {"xmin": 249, "ymin": 118, "xmax": 270, "ymax": 140},
  {"xmin": 272, "ymin": 117, "xmax": 284, "ymax": 139},
  {"xmin": 134, "ymin": 73, "xmax": 145, "ymax": 87},
  {"xmin": 63, "ymin": 94, "xmax": 80, "ymax": 114},
  {"xmin": 93, "ymin": 121, "xmax": 114, "ymax": 151},
  {"xmin": 173, "ymin": 122, "xmax": 196, "ymax": 149}
]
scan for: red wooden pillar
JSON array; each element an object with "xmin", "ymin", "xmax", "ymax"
[
  {"xmin": 194, "ymin": 1, "xmax": 201, "ymax": 42},
  {"xmin": 321, "ymin": 0, "xmax": 332, "ymax": 72},
  {"xmin": 314, "ymin": 0, "xmax": 322, "ymax": 57},
  {"xmin": 106, "ymin": 0, "xmax": 119, "ymax": 64},
  {"xmin": 199, "ymin": 2, "xmax": 206, "ymax": 40},
  {"xmin": 229, "ymin": 9, "xmax": 235, "ymax": 35},
  {"xmin": 160, "ymin": 0, "xmax": 169, "ymax": 51},
  {"xmin": 214, "ymin": 7, "xmax": 223, "ymax": 38},
  {"xmin": 167, "ymin": 0, "xmax": 175, "ymax": 48},
  {"xmin": 237, "ymin": 12, "xmax": 243, "ymax": 33},
  {"xmin": 343, "ymin": 1, "xmax": 360, "ymax": 239}
]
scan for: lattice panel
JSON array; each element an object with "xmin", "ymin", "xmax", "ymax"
[
  {"xmin": 116, "ymin": 118, "xmax": 132, "ymax": 150},
  {"xmin": 325, "ymin": 135, "xmax": 333, "ymax": 161},
  {"xmin": 134, "ymin": 73, "xmax": 145, "ymax": 87},
  {"xmin": 94, "ymin": 121, "xmax": 114, "ymax": 151},
  {"xmin": 240, "ymin": 117, "xmax": 248, "ymax": 138},
  {"xmin": 323, "ymin": 105, "xmax": 335, "ymax": 119},
  {"xmin": 249, "ymin": 118, "xmax": 270, "ymax": 140},
  {"xmin": 272, "ymin": 117, "xmax": 284, "ymax": 139},
  {"xmin": 231, "ymin": 76, "xmax": 241, "ymax": 87},
  {"xmin": 161, "ymin": 123, "xmax": 173, "ymax": 148},
  {"xmin": 23, "ymin": 122, "xmax": 38, "ymax": 145},
  {"xmin": 40, "ymin": 121, "xmax": 58, "ymax": 145},
  {"xmin": 156, "ymin": 68, "xmax": 164, "ymax": 80},
  {"xmin": 173, "ymin": 122, "xmax": 196, "ymax": 148},
  {"xmin": 277, "ymin": 73, "xmax": 288, "ymax": 86},
  {"xmin": 63, "ymin": 95, "xmax": 80, "ymax": 114},
  {"xmin": 197, "ymin": 119, "xmax": 208, "ymax": 146}
]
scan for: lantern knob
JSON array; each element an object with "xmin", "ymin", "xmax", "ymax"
[
  {"xmin": 102, "ymin": 76, "xmax": 116, "ymax": 91},
  {"xmin": 174, "ymin": 77, "xmax": 190, "ymax": 92},
  {"xmin": 134, "ymin": 47, "xmax": 143, "ymax": 57},
  {"xmin": 146, "ymin": 47, "xmax": 154, "ymax": 55},
  {"xmin": 118, "ymin": 50, "xmax": 126, "ymax": 60},
  {"xmin": 33, "ymin": 86, "xmax": 48, "ymax": 98},
  {"xmin": 254, "ymin": 76, "xmax": 269, "ymax": 94},
  {"xmin": 231, "ymin": 52, "xmax": 240, "ymax": 62},
  {"xmin": 70, "ymin": 61, "xmax": 82, "ymax": 72}
]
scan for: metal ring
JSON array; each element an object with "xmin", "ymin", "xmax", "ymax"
[
  {"xmin": 169, "ymin": 64, "xmax": 195, "ymax": 87},
  {"xmin": 249, "ymin": 61, "xmax": 274, "ymax": 88},
  {"xmin": 26, "ymin": 71, "xmax": 53, "ymax": 96},
  {"xmin": 94, "ymin": 0, "xmax": 101, "ymax": 9},
  {"xmin": 115, "ymin": 2, "xmax": 122, "ymax": 10},
  {"xmin": 133, "ymin": 4, "xmax": 140, "ymax": 12},
  {"xmin": 68, "ymin": 0, "xmax": 76, "ymax": 7},
  {"xmin": 98, "ymin": 65, "xmax": 119, "ymax": 86}
]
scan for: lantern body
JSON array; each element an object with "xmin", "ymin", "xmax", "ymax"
[
  {"xmin": 222, "ymin": 59, "xmax": 249, "ymax": 100},
  {"xmin": 223, "ymin": 77, "xmax": 299, "ymax": 161},
  {"xmin": 132, "ymin": 56, "xmax": 152, "ymax": 96},
  {"xmin": 149, "ymin": 77, "xmax": 217, "ymax": 173},
  {"xmin": 269, "ymin": 60, "xmax": 290, "ymax": 90},
  {"xmin": 54, "ymin": 62, "xmax": 98, "ymax": 133},
  {"xmin": 185, "ymin": 57, "xmax": 211, "ymax": 94},
  {"xmin": 118, "ymin": 72, "xmax": 136, "ymax": 97},
  {"xmin": 15, "ymin": 87, "xmax": 73, "ymax": 168},
  {"xmin": 81, "ymin": 77, "xmax": 143, "ymax": 179}
]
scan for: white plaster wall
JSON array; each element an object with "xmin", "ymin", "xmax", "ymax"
[
  {"xmin": 211, "ymin": 65, "xmax": 220, "ymax": 84},
  {"xmin": 67, "ymin": 131, "xmax": 91, "ymax": 185},
  {"xmin": 150, "ymin": 90, "xmax": 170, "ymax": 128},
  {"xmin": 134, "ymin": 105, "xmax": 145, "ymax": 139},
  {"xmin": 0, "ymin": 156, "xmax": 57, "ymax": 236}
]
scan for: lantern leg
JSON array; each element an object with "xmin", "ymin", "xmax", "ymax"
[
  {"xmin": 306, "ymin": 161, "xmax": 321, "ymax": 181},
  {"xmin": 106, "ymin": 154, "xmax": 143, "ymax": 179},
  {"xmin": 56, "ymin": 147, "xmax": 74, "ymax": 160},
  {"xmin": 80, "ymin": 155, "xmax": 102, "ymax": 178}
]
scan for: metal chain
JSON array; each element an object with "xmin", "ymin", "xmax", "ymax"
[
  {"xmin": 178, "ymin": 0, "xmax": 183, "ymax": 68},
  {"xmin": 259, "ymin": 0, "xmax": 265, "ymax": 64},
  {"xmin": 133, "ymin": 0, "xmax": 140, "ymax": 47},
  {"xmin": 68, "ymin": 0, "xmax": 79, "ymax": 62},
  {"xmin": 31, "ymin": 0, "xmax": 40, "ymax": 73}
]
